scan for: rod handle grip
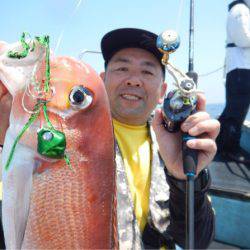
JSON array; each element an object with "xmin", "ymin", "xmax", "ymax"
[{"xmin": 182, "ymin": 133, "xmax": 198, "ymax": 176}]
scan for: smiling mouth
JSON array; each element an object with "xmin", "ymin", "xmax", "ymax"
[{"xmin": 120, "ymin": 94, "xmax": 142, "ymax": 101}]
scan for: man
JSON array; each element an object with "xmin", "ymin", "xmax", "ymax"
[
  {"xmin": 217, "ymin": 0, "xmax": 250, "ymax": 163},
  {"xmin": 0, "ymin": 28, "xmax": 219, "ymax": 249},
  {"xmin": 100, "ymin": 28, "xmax": 220, "ymax": 249}
]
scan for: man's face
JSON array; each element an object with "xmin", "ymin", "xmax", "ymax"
[{"xmin": 102, "ymin": 48, "xmax": 167, "ymax": 125}]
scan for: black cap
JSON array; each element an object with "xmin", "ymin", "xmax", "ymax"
[{"xmin": 101, "ymin": 28, "xmax": 165, "ymax": 76}]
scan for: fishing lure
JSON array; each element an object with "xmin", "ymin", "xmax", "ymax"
[{"xmin": 5, "ymin": 32, "xmax": 72, "ymax": 170}]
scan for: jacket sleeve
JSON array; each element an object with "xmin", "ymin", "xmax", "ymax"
[{"xmin": 164, "ymin": 168, "xmax": 215, "ymax": 249}]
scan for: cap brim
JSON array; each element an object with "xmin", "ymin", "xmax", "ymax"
[{"xmin": 101, "ymin": 28, "xmax": 164, "ymax": 71}]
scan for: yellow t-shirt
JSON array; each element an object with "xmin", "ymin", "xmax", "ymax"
[{"xmin": 113, "ymin": 119, "xmax": 151, "ymax": 233}]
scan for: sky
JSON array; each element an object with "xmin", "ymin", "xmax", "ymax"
[{"xmin": 1, "ymin": 0, "xmax": 229, "ymax": 104}]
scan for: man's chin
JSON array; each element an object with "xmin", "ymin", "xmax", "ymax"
[
  {"xmin": 117, "ymin": 110, "xmax": 148, "ymax": 123},
  {"xmin": 119, "ymin": 98, "xmax": 143, "ymax": 108},
  {"xmin": 120, "ymin": 106, "xmax": 145, "ymax": 116}
]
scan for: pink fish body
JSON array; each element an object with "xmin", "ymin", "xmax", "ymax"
[{"xmin": 0, "ymin": 39, "xmax": 116, "ymax": 249}]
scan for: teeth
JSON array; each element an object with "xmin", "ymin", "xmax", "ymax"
[{"xmin": 122, "ymin": 94, "xmax": 140, "ymax": 100}]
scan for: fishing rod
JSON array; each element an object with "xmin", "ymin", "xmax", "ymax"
[
  {"xmin": 187, "ymin": 0, "xmax": 198, "ymax": 85},
  {"xmin": 185, "ymin": 1, "xmax": 198, "ymax": 248},
  {"xmin": 157, "ymin": 29, "xmax": 198, "ymax": 249}
]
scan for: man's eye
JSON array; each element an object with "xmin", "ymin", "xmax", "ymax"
[
  {"xmin": 116, "ymin": 67, "xmax": 128, "ymax": 72},
  {"xmin": 142, "ymin": 70, "xmax": 153, "ymax": 75}
]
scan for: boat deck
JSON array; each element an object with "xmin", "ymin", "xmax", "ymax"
[
  {"xmin": 208, "ymin": 154, "xmax": 250, "ymax": 249},
  {"xmin": 209, "ymin": 240, "xmax": 241, "ymax": 249},
  {"xmin": 209, "ymin": 153, "xmax": 250, "ymax": 196},
  {"xmin": 208, "ymin": 122, "xmax": 250, "ymax": 249}
]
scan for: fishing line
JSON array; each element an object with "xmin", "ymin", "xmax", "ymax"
[
  {"xmin": 54, "ymin": 0, "xmax": 84, "ymax": 54},
  {"xmin": 52, "ymin": 0, "xmax": 85, "ymax": 169},
  {"xmin": 175, "ymin": 0, "xmax": 185, "ymax": 33},
  {"xmin": 198, "ymin": 66, "xmax": 224, "ymax": 77},
  {"xmin": 22, "ymin": 54, "xmax": 45, "ymax": 114}
]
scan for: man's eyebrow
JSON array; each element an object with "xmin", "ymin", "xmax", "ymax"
[
  {"xmin": 112, "ymin": 57, "xmax": 157, "ymax": 69},
  {"xmin": 112, "ymin": 57, "xmax": 130, "ymax": 63},
  {"xmin": 141, "ymin": 61, "xmax": 157, "ymax": 69}
]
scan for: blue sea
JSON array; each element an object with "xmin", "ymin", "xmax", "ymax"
[{"xmin": 206, "ymin": 103, "xmax": 250, "ymax": 121}]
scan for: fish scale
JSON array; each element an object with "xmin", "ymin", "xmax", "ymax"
[{"xmin": 23, "ymin": 107, "xmax": 115, "ymax": 247}]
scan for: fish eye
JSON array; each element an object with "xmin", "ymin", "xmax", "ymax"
[{"xmin": 69, "ymin": 85, "xmax": 93, "ymax": 110}]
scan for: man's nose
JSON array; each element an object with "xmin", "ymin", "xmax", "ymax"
[{"xmin": 125, "ymin": 74, "xmax": 142, "ymax": 87}]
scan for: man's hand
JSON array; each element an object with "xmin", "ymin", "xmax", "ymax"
[
  {"xmin": 0, "ymin": 82, "xmax": 12, "ymax": 145},
  {"xmin": 152, "ymin": 93, "xmax": 220, "ymax": 180}
]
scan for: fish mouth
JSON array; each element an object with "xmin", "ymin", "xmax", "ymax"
[{"xmin": 120, "ymin": 93, "xmax": 142, "ymax": 101}]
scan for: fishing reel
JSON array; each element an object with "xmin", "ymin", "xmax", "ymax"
[
  {"xmin": 156, "ymin": 30, "xmax": 198, "ymax": 133},
  {"xmin": 157, "ymin": 29, "xmax": 200, "ymax": 250}
]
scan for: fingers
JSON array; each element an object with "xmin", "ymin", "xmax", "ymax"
[
  {"xmin": 0, "ymin": 81, "xmax": 8, "ymax": 99},
  {"xmin": 181, "ymin": 110, "xmax": 220, "ymax": 140},
  {"xmin": 196, "ymin": 92, "xmax": 206, "ymax": 112},
  {"xmin": 0, "ymin": 92, "xmax": 12, "ymax": 106},
  {"xmin": 181, "ymin": 111, "xmax": 210, "ymax": 131},
  {"xmin": 188, "ymin": 119, "xmax": 220, "ymax": 139},
  {"xmin": 187, "ymin": 138, "xmax": 217, "ymax": 175},
  {"xmin": 187, "ymin": 138, "xmax": 217, "ymax": 155}
]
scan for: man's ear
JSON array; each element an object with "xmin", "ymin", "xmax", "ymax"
[
  {"xmin": 158, "ymin": 82, "xmax": 167, "ymax": 104},
  {"xmin": 100, "ymin": 72, "xmax": 105, "ymax": 81}
]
